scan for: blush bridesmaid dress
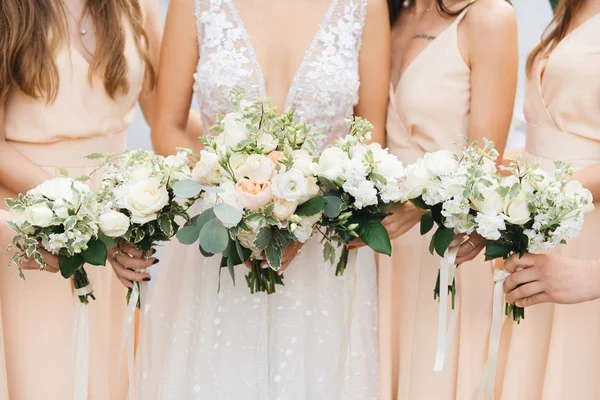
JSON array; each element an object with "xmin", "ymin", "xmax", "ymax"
[
  {"xmin": 379, "ymin": 6, "xmax": 495, "ymax": 400},
  {"xmin": 0, "ymin": 29, "xmax": 144, "ymax": 399},
  {"xmin": 496, "ymin": 13, "xmax": 600, "ymax": 400}
]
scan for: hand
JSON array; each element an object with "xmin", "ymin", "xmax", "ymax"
[
  {"xmin": 244, "ymin": 241, "xmax": 305, "ymax": 274},
  {"xmin": 383, "ymin": 202, "xmax": 425, "ymax": 241},
  {"xmin": 503, "ymin": 253, "xmax": 600, "ymax": 307},
  {"xmin": 20, "ymin": 248, "xmax": 59, "ymax": 274},
  {"xmin": 108, "ymin": 244, "xmax": 156, "ymax": 289},
  {"xmin": 455, "ymin": 233, "xmax": 487, "ymax": 265}
]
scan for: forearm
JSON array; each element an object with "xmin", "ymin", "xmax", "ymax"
[
  {"xmin": 0, "ymin": 141, "xmax": 52, "ymax": 195},
  {"xmin": 570, "ymin": 164, "xmax": 600, "ymax": 201},
  {"xmin": 588, "ymin": 258, "xmax": 600, "ymax": 302},
  {"xmin": 151, "ymin": 124, "xmax": 201, "ymax": 157}
]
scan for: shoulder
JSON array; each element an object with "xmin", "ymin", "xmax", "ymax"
[
  {"xmin": 363, "ymin": 0, "xmax": 390, "ymax": 21},
  {"xmin": 463, "ymin": 0, "xmax": 517, "ymax": 37}
]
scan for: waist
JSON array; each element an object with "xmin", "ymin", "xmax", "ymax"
[
  {"xmin": 525, "ymin": 124, "xmax": 600, "ymax": 170},
  {"xmin": 7, "ymin": 131, "xmax": 127, "ymax": 168}
]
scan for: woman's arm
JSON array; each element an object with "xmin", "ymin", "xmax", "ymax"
[
  {"xmin": 140, "ymin": 0, "xmax": 202, "ymax": 153},
  {"xmin": 354, "ymin": 0, "xmax": 390, "ymax": 147},
  {"xmin": 464, "ymin": 0, "xmax": 518, "ymax": 159},
  {"xmin": 0, "ymin": 98, "xmax": 52, "ymax": 195}
]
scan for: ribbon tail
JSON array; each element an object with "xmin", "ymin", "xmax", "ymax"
[
  {"xmin": 118, "ymin": 282, "xmax": 139, "ymax": 400},
  {"xmin": 137, "ymin": 280, "xmax": 152, "ymax": 396}
]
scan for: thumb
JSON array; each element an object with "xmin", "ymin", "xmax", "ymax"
[
  {"xmin": 515, "ymin": 292, "xmax": 550, "ymax": 308},
  {"xmin": 504, "ymin": 252, "xmax": 537, "ymax": 274}
]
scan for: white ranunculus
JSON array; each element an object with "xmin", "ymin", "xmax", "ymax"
[
  {"xmin": 298, "ymin": 175, "xmax": 320, "ymax": 204},
  {"xmin": 503, "ymin": 192, "xmax": 531, "ymax": 225},
  {"xmin": 99, "ymin": 210, "xmax": 130, "ymax": 237},
  {"xmin": 257, "ymin": 133, "xmax": 279, "ymax": 153},
  {"xmin": 228, "ymin": 152, "xmax": 248, "ymax": 181},
  {"xmin": 219, "ymin": 112, "xmax": 249, "ymax": 148},
  {"xmin": 244, "ymin": 154, "xmax": 273, "ymax": 182},
  {"xmin": 271, "ymin": 168, "xmax": 309, "ymax": 202},
  {"xmin": 423, "ymin": 150, "xmax": 458, "ymax": 176},
  {"xmin": 315, "ymin": 147, "xmax": 350, "ymax": 181},
  {"xmin": 24, "ymin": 203, "xmax": 54, "ymax": 227},
  {"xmin": 400, "ymin": 159, "xmax": 433, "ymax": 200},
  {"xmin": 122, "ymin": 178, "xmax": 169, "ymax": 224},
  {"xmin": 292, "ymin": 150, "xmax": 317, "ymax": 176},
  {"xmin": 272, "ymin": 197, "xmax": 298, "ymax": 221},
  {"xmin": 192, "ymin": 150, "xmax": 223, "ymax": 185},
  {"xmin": 471, "ymin": 183, "xmax": 504, "ymax": 214}
]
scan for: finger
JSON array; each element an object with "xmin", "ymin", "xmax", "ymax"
[
  {"xmin": 112, "ymin": 252, "xmax": 157, "ymax": 270},
  {"xmin": 119, "ymin": 243, "xmax": 144, "ymax": 258},
  {"xmin": 348, "ymin": 238, "xmax": 366, "ymax": 249},
  {"xmin": 503, "ymin": 267, "xmax": 539, "ymax": 293},
  {"xmin": 117, "ymin": 276, "xmax": 134, "ymax": 290},
  {"xmin": 111, "ymin": 261, "xmax": 151, "ymax": 282},
  {"xmin": 515, "ymin": 292, "xmax": 551, "ymax": 308},
  {"xmin": 503, "ymin": 253, "xmax": 537, "ymax": 274},
  {"xmin": 44, "ymin": 265, "xmax": 59, "ymax": 274},
  {"xmin": 244, "ymin": 261, "xmax": 252, "ymax": 270},
  {"xmin": 506, "ymin": 282, "xmax": 544, "ymax": 304},
  {"xmin": 38, "ymin": 250, "xmax": 60, "ymax": 269},
  {"xmin": 456, "ymin": 240, "xmax": 477, "ymax": 258},
  {"xmin": 455, "ymin": 243, "xmax": 485, "ymax": 265}
]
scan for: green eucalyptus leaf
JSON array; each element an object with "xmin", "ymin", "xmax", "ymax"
[
  {"xmin": 172, "ymin": 179, "xmax": 204, "ymax": 198},
  {"xmin": 199, "ymin": 218, "xmax": 229, "ymax": 254},
  {"xmin": 176, "ymin": 224, "xmax": 201, "ymax": 245},
  {"xmin": 214, "ymin": 203, "xmax": 243, "ymax": 228},
  {"xmin": 324, "ymin": 195, "xmax": 343, "ymax": 218}
]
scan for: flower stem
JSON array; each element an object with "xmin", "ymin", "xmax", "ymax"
[
  {"xmin": 245, "ymin": 259, "xmax": 284, "ymax": 294},
  {"xmin": 73, "ymin": 268, "xmax": 95, "ymax": 304}
]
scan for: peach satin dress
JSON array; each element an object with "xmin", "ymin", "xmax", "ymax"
[
  {"xmin": 496, "ymin": 14, "xmax": 600, "ymax": 400},
  {"xmin": 0, "ymin": 31, "xmax": 143, "ymax": 399},
  {"xmin": 380, "ymin": 6, "xmax": 495, "ymax": 399}
]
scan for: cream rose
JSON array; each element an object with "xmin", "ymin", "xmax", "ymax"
[
  {"xmin": 272, "ymin": 197, "xmax": 298, "ymax": 221},
  {"xmin": 298, "ymin": 175, "xmax": 320, "ymax": 204},
  {"xmin": 257, "ymin": 133, "xmax": 279, "ymax": 153},
  {"xmin": 503, "ymin": 192, "xmax": 531, "ymax": 225},
  {"xmin": 99, "ymin": 210, "xmax": 130, "ymax": 237},
  {"xmin": 24, "ymin": 203, "xmax": 54, "ymax": 227},
  {"xmin": 268, "ymin": 151, "xmax": 285, "ymax": 165},
  {"xmin": 219, "ymin": 113, "xmax": 249, "ymax": 148},
  {"xmin": 192, "ymin": 150, "xmax": 223, "ymax": 185},
  {"xmin": 244, "ymin": 154, "xmax": 273, "ymax": 182},
  {"xmin": 122, "ymin": 178, "xmax": 169, "ymax": 224},
  {"xmin": 292, "ymin": 150, "xmax": 316, "ymax": 175},
  {"xmin": 316, "ymin": 147, "xmax": 349, "ymax": 181},
  {"xmin": 130, "ymin": 165, "xmax": 153, "ymax": 181},
  {"xmin": 271, "ymin": 168, "xmax": 309, "ymax": 203},
  {"xmin": 235, "ymin": 179, "xmax": 273, "ymax": 211},
  {"xmin": 471, "ymin": 183, "xmax": 504, "ymax": 214},
  {"xmin": 228, "ymin": 152, "xmax": 248, "ymax": 181}
]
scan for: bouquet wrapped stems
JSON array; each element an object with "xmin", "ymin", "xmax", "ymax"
[
  {"xmin": 245, "ymin": 259, "xmax": 284, "ymax": 295},
  {"xmin": 506, "ymin": 302, "xmax": 525, "ymax": 324},
  {"xmin": 73, "ymin": 268, "xmax": 95, "ymax": 304},
  {"xmin": 434, "ymin": 269, "xmax": 456, "ymax": 309}
]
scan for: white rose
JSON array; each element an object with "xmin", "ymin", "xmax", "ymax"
[
  {"xmin": 31, "ymin": 177, "xmax": 83, "ymax": 204},
  {"xmin": 244, "ymin": 154, "xmax": 273, "ymax": 182},
  {"xmin": 423, "ymin": 150, "xmax": 458, "ymax": 176},
  {"xmin": 8, "ymin": 208, "xmax": 27, "ymax": 226},
  {"xmin": 272, "ymin": 198, "xmax": 298, "ymax": 221},
  {"xmin": 564, "ymin": 181, "xmax": 595, "ymax": 213},
  {"xmin": 123, "ymin": 178, "xmax": 169, "ymax": 224},
  {"xmin": 24, "ymin": 203, "xmax": 54, "ymax": 227},
  {"xmin": 257, "ymin": 133, "xmax": 279, "ymax": 153},
  {"xmin": 130, "ymin": 165, "xmax": 153, "ymax": 181},
  {"xmin": 192, "ymin": 150, "xmax": 223, "ymax": 185},
  {"xmin": 219, "ymin": 112, "xmax": 249, "ymax": 148},
  {"xmin": 292, "ymin": 150, "xmax": 317, "ymax": 176},
  {"xmin": 164, "ymin": 153, "xmax": 192, "ymax": 182},
  {"xmin": 228, "ymin": 152, "xmax": 248, "ymax": 181},
  {"xmin": 298, "ymin": 175, "xmax": 320, "ymax": 204},
  {"xmin": 503, "ymin": 192, "xmax": 531, "ymax": 225},
  {"xmin": 99, "ymin": 210, "xmax": 130, "ymax": 237},
  {"xmin": 400, "ymin": 159, "xmax": 433, "ymax": 200},
  {"xmin": 293, "ymin": 213, "xmax": 322, "ymax": 243},
  {"xmin": 316, "ymin": 147, "xmax": 350, "ymax": 181},
  {"xmin": 271, "ymin": 168, "xmax": 309, "ymax": 202},
  {"xmin": 236, "ymin": 218, "xmax": 261, "ymax": 251},
  {"xmin": 471, "ymin": 183, "xmax": 504, "ymax": 214}
]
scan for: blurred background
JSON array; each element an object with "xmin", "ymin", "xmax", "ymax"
[{"xmin": 127, "ymin": 0, "xmax": 555, "ymax": 152}]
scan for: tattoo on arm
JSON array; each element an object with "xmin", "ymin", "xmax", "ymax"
[{"xmin": 413, "ymin": 34, "xmax": 436, "ymax": 41}]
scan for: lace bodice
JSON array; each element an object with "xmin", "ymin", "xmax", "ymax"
[{"xmin": 193, "ymin": 0, "xmax": 367, "ymax": 150}]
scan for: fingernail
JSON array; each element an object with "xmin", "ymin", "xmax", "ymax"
[
  {"xmin": 151, "ymin": 249, "xmax": 157, "ymax": 255},
  {"xmin": 348, "ymin": 246, "xmax": 356, "ymax": 250},
  {"xmin": 152, "ymin": 259, "xmax": 160, "ymax": 265},
  {"xmin": 143, "ymin": 277, "xmax": 151, "ymax": 281}
]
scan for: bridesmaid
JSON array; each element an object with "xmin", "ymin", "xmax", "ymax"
[
  {"xmin": 379, "ymin": 0, "xmax": 517, "ymax": 398},
  {"xmin": 496, "ymin": 1, "xmax": 600, "ymax": 398},
  {"xmin": 0, "ymin": 0, "xmax": 200, "ymax": 398}
]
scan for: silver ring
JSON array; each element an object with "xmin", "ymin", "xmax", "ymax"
[
  {"xmin": 112, "ymin": 251, "xmax": 120, "ymax": 262},
  {"xmin": 467, "ymin": 239, "xmax": 476, "ymax": 249}
]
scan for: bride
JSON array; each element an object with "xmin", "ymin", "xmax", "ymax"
[{"xmin": 141, "ymin": 0, "xmax": 390, "ymax": 398}]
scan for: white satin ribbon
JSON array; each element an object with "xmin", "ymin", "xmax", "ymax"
[
  {"xmin": 65, "ymin": 282, "xmax": 93, "ymax": 400},
  {"xmin": 118, "ymin": 281, "xmax": 139, "ymax": 400},
  {"xmin": 472, "ymin": 263, "xmax": 510, "ymax": 400},
  {"xmin": 433, "ymin": 239, "xmax": 461, "ymax": 372}
]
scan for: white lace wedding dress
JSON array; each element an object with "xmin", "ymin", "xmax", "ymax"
[{"xmin": 140, "ymin": 0, "xmax": 379, "ymax": 398}]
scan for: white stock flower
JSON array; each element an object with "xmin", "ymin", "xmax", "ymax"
[
  {"xmin": 343, "ymin": 176, "xmax": 378, "ymax": 209},
  {"xmin": 42, "ymin": 233, "xmax": 69, "ymax": 255},
  {"xmin": 99, "ymin": 210, "xmax": 130, "ymax": 237},
  {"xmin": 316, "ymin": 147, "xmax": 350, "ymax": 181},
  {"xmin": 244, "ymin": 154, "xmax": 273, "ymax": 182},
  {"xmin": 122, "ymin": 178, "xmax": 169, "ymax": 224},
  {"xmin": 272, "ymin": 168, "xmax": 309, "ymax": 203},
  {"xmin": 380, "ymin": 180, "xmax": 403, "ymax": 204},
  {"xmin": 423, "ymin": 150, "xmax": 458, "ymax": 176},
  {"xmin": 257, "ymin": 133, "xmax": 279, "ymax": 153},
  {"xmin": 24, "ymin": 203, "xmax": 54, "ymax": 227},
  {"xmin": 475, "ymin": 212, "xmax": 506, "ymax": 241}
]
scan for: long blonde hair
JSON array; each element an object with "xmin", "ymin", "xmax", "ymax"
[
  {"xmin": 0, "ymin": 0, "xmax": 156, "ymax": 102},
  {"xmin": 526, "ymin": 0, "xmax": 583, "ymax": 75}
]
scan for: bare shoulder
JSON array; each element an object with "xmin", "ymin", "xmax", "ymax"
[
  {"xmin": 365, "ymin": 0, "xmax": 390, "ymax": 19},
  {"xmin": 464, "ymin": 0, "xmax": 517, "ymax": 37}
]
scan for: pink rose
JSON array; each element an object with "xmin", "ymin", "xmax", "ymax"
[
  {"xmin": 272, "ymin": 197, "xmax": 298, "ymax": 221},
  {"xmin": 235, "ymin": 179, "xmax": 273, "ymax": 211},
  {"xmin": 267, "ymin": 151, "xmax": 285, "ymax": 164}
]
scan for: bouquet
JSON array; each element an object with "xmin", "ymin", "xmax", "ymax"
[
  {"xmin": 476, "ymin": 157, "xmax": 594, "ymax": 322},
  {"xmin": 315, "ymin": 118, "xmax": 405, "ymax": 275},
  {"xmin": 174, "ymin": 88, "xmax": 323, "ymax": 294},
  {"xmin": 400, "ymin": 139, "xmax": 501, "ymax": 305},
  {"xmin": 95, "ymin": 150, "xmax": 192, "ymax": 303},
  {"xmin": 6, "ymin": 176, "xmax": 108, "ymax": 303}
]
